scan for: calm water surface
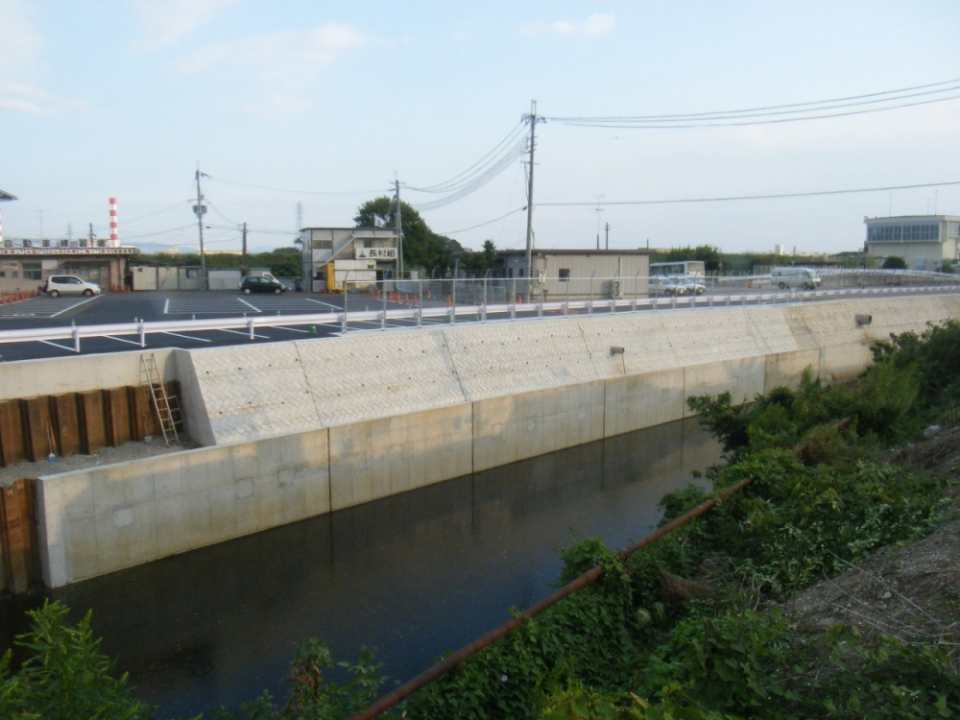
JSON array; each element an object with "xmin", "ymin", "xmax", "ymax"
[{"xmin": 1, "ymin": 418, "xmax": 720, "ymax": 718}]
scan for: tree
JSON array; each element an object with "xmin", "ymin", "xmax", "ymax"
[
  {"xmin": 882, "ymin": 255, "xmax": 908, "ymax": 270},
  {"xmin": 458, "ymin": 240, "xmax": 498, "ymax": 275},
  {"xmin": 354, "ymin": 196, "xmax": 460, "ymax": 276}
]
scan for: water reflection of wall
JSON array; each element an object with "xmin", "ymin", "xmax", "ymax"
[{"xmin": 13, "ymin": 418, "xmax": 719, "ymax": 719}]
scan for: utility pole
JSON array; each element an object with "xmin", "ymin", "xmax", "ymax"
[
  {"xmin": 88, "ymin": 223, "xmax": 95, "ymax": 244},
  {"xmin": 242, "ymin": 222, "xmax": 248, "ymax": 274},
  {"xmin": 394, "ymin": 176, "xmax": 403, "ymax": 278},
  {"xmin": 594, "ymin": 196, "xmax": 604, "ymax": 250},
  {"xmin": 605, "ymin": 222, "xmax": 610, "ymax": 250},
  {"xmin": 194, "ymin": 169, "xmax": 208, "ymax": 290},
  {"xmin": 524, "ymin": 100, "xmax": 544, "ymax": 300}
]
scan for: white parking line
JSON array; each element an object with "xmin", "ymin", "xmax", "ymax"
[
  {"xmin": 219, "ymin": 328, "xmax": 270, "ymax": 339},
  {"xmin": 39, "ymin": 339, "xmax": 75, "ymax": 351},
  {"xmin": 103, "ymin": 335, "xmax": 142, "ymax": 346},
  {"xmin": 164, "ymin": 298, "xmax": 170, "ymax": 314},
  {"xmin": 50, "ymin": 295, "xmax": 101, "ymax": 318},
  {"xmin": 275, "ymin": 325, "xmax": 311, "ymax": 333},
  {"xmin": 162, "ymin": 331, "xmax": 213, "ymax": 342},
  {"xmin": 305, "ymin": 297, "xmax": 341, "ymax": 311},
  {"xmin": 238, "ymin": 298, "xmax": 261, "ymax": 312}
]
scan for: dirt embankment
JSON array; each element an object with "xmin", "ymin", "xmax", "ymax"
[{"xmin": 781, "ymin": 428, "xmax": 960, "ymax": 664}]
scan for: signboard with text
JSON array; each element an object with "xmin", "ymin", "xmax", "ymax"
[
  {"xmin": 0, "ymin": 247, "xmax": 138, "ymax": 256},
  {"xmin": 355, "ymin": 247, "xmax": 397, "ymax": 260}
]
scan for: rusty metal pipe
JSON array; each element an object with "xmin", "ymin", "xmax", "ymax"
[{"xmin": 348, "ymin": 476, "xmax": 754, "ymax": 720}]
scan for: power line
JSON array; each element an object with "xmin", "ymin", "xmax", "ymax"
[
  {"xmin": 549, "ymin": 77, "xmax": 960, "ymax": 123},
  {"xmin": 405, "ymin": 121, "xmax": 528, "ymax": 194},
  {"xmin": 537, "ymin": 180, "xmax": 960, "ymax": 207},
  {"xmin": 120, "ymin": 223, "xmax": 197, "ymax": 240},
  {"xmin": 413, "ymin": 138, "xmax": 529, "ymax": 211},
  {"xmin": 123, "ymin": 200, "xmax": 192, "ymax": 225},
  {"xmin": 556, "ymin": 94, "xmax": 960, "ymax": 129},
  {"xmin": 204, "ymin": 174, "xmax": 388, "ymax": 196},
  {"xmin": 439, "ymin": 206, "xmax": 527, "ymax": 235}
]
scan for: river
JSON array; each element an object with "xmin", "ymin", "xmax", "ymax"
[{"xmin": 0, "ymin": 417, "xmax": 720, "ymax": 718}]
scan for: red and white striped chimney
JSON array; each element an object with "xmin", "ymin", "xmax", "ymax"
[{"xmin": 109, "ymin": 197, "xmax": 118, "ymax": 246}]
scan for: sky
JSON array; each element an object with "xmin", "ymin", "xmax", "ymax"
[{"xmin": 1, "ymin": 0, "xmax": 958, "ymax": 256}]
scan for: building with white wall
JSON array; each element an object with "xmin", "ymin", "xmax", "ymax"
[
  {"xmin": 300, "ymin": 227, "xmax": 398, "ymax": 292},
  {"xmin": 1, "ymin": 238, "xmax": 137, "ymax": 294},
  {"xmin": 864, "ymin": 215, "xmax": 960, "ymax": 270},
  {"xmin": 496, "ymin": 248, "xmax": 651, "ymax": 300}
]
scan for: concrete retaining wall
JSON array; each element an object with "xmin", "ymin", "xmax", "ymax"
[
  {"xmin": 31, "ymin": 294, "xmax": 960, "ymax": 587},
  {"xmin": 0, "ymin": 348, "xmax": 177, "ymax": 401}
]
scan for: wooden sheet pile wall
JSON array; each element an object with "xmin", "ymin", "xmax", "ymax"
[{"xmin": 0, "ymin": 381, "xmax": 181, "ymax": 467}]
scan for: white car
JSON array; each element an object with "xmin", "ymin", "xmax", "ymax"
[{"xmin": 42, "ymin": 275, "xmax": 102, "ymax": 298}]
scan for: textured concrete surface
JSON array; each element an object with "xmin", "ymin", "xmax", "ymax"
[{"xmin": 23, "ymin": 294, "xmax": 960, "ymax": 586}]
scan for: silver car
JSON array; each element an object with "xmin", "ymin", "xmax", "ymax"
[{"xmin": 43, "ymin": 275, "xmax": 102, "ymax": 298}]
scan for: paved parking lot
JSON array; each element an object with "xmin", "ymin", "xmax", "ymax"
[
  {"xmin": 0, "ymin": 290, "xmax": 458, "ymax": 361},
  {"xmin": 0, "ymin": 285, "xmax": 954, "ymax": 362}
]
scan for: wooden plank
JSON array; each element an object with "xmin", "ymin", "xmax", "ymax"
[
  {"xmin": 0, "ymin": 400, "xmax": 25, "ymax": 467},
  {"xmin": 0, "ymin": 479, "xmax": 40, "ymax": 594},
  {"xmin": 51, "ymin": 394, "xmax": 82, "ymax": 457},
  {"xmin": 103, "ymin": 388, "xmax": 131, "ymax": 447},
  {"xmin": 77, "ymin": 390, "xmax": 105, "ymax": 455},
  {"xmin": 19, "ymin": 397, "xmax": 51, "ymax": 463},
  {"xmin": 129, "ymin": 385, "xmax": 160, "ymax": 440}
]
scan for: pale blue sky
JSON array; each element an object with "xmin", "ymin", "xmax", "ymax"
[{"xmin": 1, "ymin": 1, "xmax": 958, "ymax": 255}]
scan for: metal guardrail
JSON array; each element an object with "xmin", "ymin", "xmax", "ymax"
[{"xmin": 0, "ymin": 283, "xmax": 957, "ymax": 354}]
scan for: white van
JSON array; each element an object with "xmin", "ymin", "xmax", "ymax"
[{"xmin": 771, "ymin": 267, "xmax": 821, "ymax": 290}]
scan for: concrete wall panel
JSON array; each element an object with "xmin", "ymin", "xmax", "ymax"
[
  {"xmin": 297, "ymin": 332, "xmax": 467, "ymax": 427},
  {"xmin": 682, "ymin": 357, "xmax": 766, "ymax": 416},
  {"xmin": 188, "ymin": 344, "xmax": 318, "ymax": 445},
  {"xmin": 472, "ymin": 381, "xmax": 605, "ymax": 473},
  {"xmin": 603, "ymin": 368, "xmax": 686, "ymax": 438},
  {"xmin": 447, "ymin": 321, "xmax": 599, "ymax": 402},
  {"xmin": 328, "ymin": 404, "xmax": 472, "ymax": 511},
  {"xmin": 0, "ymin": 349, "xmax": 175, "ymax": 401},
  {"xmin": 38, "ymin": 428, "xmax": 330, "ymax": 587},
  {"xmin": 763, "ymin": 349, "xmax": 821, "ymax": 393}
]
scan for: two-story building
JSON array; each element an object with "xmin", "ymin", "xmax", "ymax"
[
  {"xmin": 864, "ymin": 215, "xmax": 960, "ymax": 270},
  {"xmin": 300, "ymin": 227, "xmax": 399, "ymax": 292}
]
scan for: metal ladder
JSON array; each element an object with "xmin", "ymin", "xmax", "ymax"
[{"xmin": 139, "ymin": 354, "xmax": 181, "ymax": 446}]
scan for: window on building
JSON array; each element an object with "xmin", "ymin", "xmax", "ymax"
[
  {"xmin": 22, "ymin": 262, "xmax": 42, "ymax": 280},
  {"xmin": 312, "ymin": 239, "xmax": 333, "ymax": 249},
  {"xmin": 519, "ymin": 267, "xmax": 525, "ymax": 277},
  {"xmin": 59, "ymin": 239, "xmax": 69, "ymax": 248},
  {"xmin": 41, "ymin": 239, "xmax": 51, "ymax": 248},
  {"xmin": 559, "ymin": 268, "xmax": 570, "ymax": 282},
  {"xmin": 22, "ymin": 239, "xmax": 32, "ymax": 247},
  {"xmin": 185, "ymin": 269, "xmax": 199, "ymax": 279},
  {"xmin": 79, "ymin": 239, "xmax": 88, "ymax": 248}
]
